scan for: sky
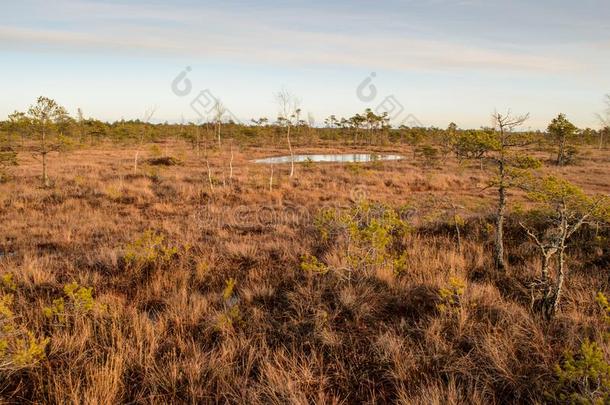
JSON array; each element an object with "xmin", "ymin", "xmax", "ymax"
[{"xmin": 1, "ymin": 0, "xmax": 609, "ymax": 129}]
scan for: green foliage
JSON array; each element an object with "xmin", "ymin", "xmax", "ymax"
[
  {"xmin": 27, "ymin": 97, "xmax": 69, "ymax": 136},
  {"xmin": 549, "ymin": 293, "xmax": 610, "ymax": 403},
  {"xmin": 303, "ymin": 157, "xmax": 314, "ymax": 169},
  {"xmin": 216, "ymin": 305, "xmax": 242, "ymax": 330},
  {"xmin": 124, "ymin": 230, "xmax": 177, "ymax": 266},
  {"xmin": 564, "ymin": 145, "xmax": 580, "ymax": 165},
  {"xmin": 1, "ymin": 294, "xmax": 49, "ymax": 373},
  {"xmin": 553, "ymin": 340, "xmax": 610, "ymax": 404},
  {"xmin": 216, "ymin": 278, "xmax": 243, "ymax": 331},
  {"xmin": 596, "ymin": 292, "xmax": 610, "ymax": 341},
  {"xmin": 0, "ymin": 151, "xmax": 17, "ymax": 166},
  {"xmin": 392, "ymin": 252, "xmax": 409, "ymax": 276},
  {"xmin": 316, "ymin": 201, "xmax": 410, "ymax": 274},
  {"xmin": 345, "ymin": 162, "xmax": 364, "ymax": 175},
  {"xmin": 314, "ymin": 208, "xmax": 338, "ymax": 243},
  {"xmin": 222, "ymin": 278, "xmax": 237, "ymax": 301},
  {"xmin": 548, "ymin": 113, "xmax": 579, "ymax": 166},
  {"xmin": 452, "ymin": 129, "xmax": 499, "ymax": 160},
  {"xmin": 43, "ymin": 282, "xmax": 104, "ymax": 324},
  {"xmin": 149, "ymin": 144, "xmax": 163, "ymax": 157},
  {"xmin": 64, "ymin": 282, "xmax": 95, "ymax": 312},
  {"xmin": 437, "ymin": 277, "xmax": 465, "ymax": 314},
  {"xmin": 511, "ymin": 155, "xmax": 542, "ymax": 170},
  {"xmin": 1, "ymin": 273, "xmax": 16, "ymax": 292},
  {"xmin": 300, "ymin": 254, "xmax": 329, "ymax": 275},
  {"xmin": 105, "ymin": 185, "xmax": 123, "ymax": 201},
  {"xmin": 528, "ymin": 176, "xmax": 594, "ymax": 214},
  {"xmin": 0, "ymin": 151, "xmax": 17, "ymax": 182},
  {"xmin": 416, "ymin": 144, "xmax": 440, "ymax": 168},
  {"xmin": 57, "ymin": 133, "xmax": 78, "ymax": 151},
  {"xmin": 368, "ymin": 153, "xmax": 382, "ymax": 169},
  {"xmin": 548, "ymin": 113, "xmax": 578, "ymax": 142}
]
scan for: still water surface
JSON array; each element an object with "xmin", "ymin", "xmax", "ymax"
[{"xmin": 253, "ymin": 154, "xmax": 404, "ymax": 164}]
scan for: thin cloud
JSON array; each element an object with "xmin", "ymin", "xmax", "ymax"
[{"xmin": 0, "ymin": 23, "xmax": 583, "ymax": 74}]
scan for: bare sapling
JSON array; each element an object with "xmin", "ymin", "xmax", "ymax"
[
  {"xmin": 274, "ymin": 88, "xmax": 301, "ymax": 177},
  {"xmin": 269, "ymin": 164, "xmax": 274, "ymax": 192},
  {"xmin": 596, "ymin": 94, "xmax": 610, "ymax": 150},
  {"xmin": 213, "ymin": 100, "xmax": 226, "ymax": 150},
  {"xmin": 489, "ymin": 110, "xmax": 534, "ymax": 272},
  {"xmin": 199, "ymin": 138, "xmax": 212, "ymax": 193},
  {"xmin": 229, "ymin": 140, "xmax": 234, "ymax": 181}
]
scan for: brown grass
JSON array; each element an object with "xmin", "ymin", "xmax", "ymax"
[{"xmin": 0, "ymin": 140, "xmax": 609, "ymax": 403}]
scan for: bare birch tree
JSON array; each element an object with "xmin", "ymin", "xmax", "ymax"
[
  {"xmin": 213, "ymin": 100, "xmax": 226, "ymax": 149},
  {"xmin": 520, "ymin": 176, "xmax": 609, "ymax": 319},
  {"xmin": 596, "ymin": 94, "xmax": 610, "ymax": 150},
  {"xmin": 274, "ymin": 89, "xmax": 300, "ymax": 177},
  {"xmin": 489, "ymin": 110, "xmax": 534, "ymax": 271}
]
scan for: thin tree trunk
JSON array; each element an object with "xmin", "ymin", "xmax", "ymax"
[
  {"xmin": 557, "ymin": 134, "xmax": 566, "ymax": 166},
  {"xmin": 229, "ymin": 144, "xmax": 234, "ymax": 181},
  {"xmin": 206, "ymin": 159, "xmax": 214, "ymax": 192},
  {"xmin": 42, "ymin": 152, "xmax": 48, "ymax": 186},
  {"xmin": 134, "ymin": 151, "xmax": 139, "ymax": 174},
  {"xmin": 542, "ymin": 210, "xmax": 569, "ymax": 319},
  {"xmin": 494, "ymin": 188, "xmax": 506, "ymax": 271},
  {"xmin": 541, "ymin": 253, "xmax": 552, "ymax": 284},
  {"xmin": 41, "ymin": 126, "xmax": 49, "ymax": 186},
  {"xmin": 287, "ymin": 125, "xmax": 294, "ymax": 177},
  {"xmin": 195, "ymin": 126, "xmax": 201, "ymax": 157},
  {"xmin": 494, "ymin": 158, "xmax": 507, "ymax": 272},
  {"xmin": 551, "ymin": 247, "xmax": 566, "ymax": 315},
  {"xmin": 454, "ymin": 215, "xmax": 462, "ymax": 253},
  {"xmin": 217, "ymin": 122, "xmax": 221, "ymax": 149},
  {"xmin": 269, "ymin": 164, "xmax": 274, "ymax": 192}
]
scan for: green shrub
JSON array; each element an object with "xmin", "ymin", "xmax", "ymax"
[
  {"xmin": 346, "ymin": 162, "xmax": 363, "ymax": 175},
  {"xmin": 216, "ymin": 278, "xmax": 243, "ymax": 331},
  {"xmin": 222, "ymin": 278, "xmax": 236, "ymax": 302},
  {"xmin": 300, "ymin": 254, "xmax": 328, "ymax": 275},
  {"xmin": 1, "ymin": 294, "xmax": 49, "ymax": 373},
  {"xmin": 552, "ymin": 340, "xmax": 610, "ymax": 404},
  {"xmin": 314, "ymin": 208, "xmax": 338, "ymax": 243},
  {"xmin": 149, "ymin": 144, "xmax": 163, "ymax": 157},
  {"xmin": 392, "ymin": 252, "xmax": 409, "ymax": 276},
  {"xmin": 314, "ymin": 201, "xmax": 410, "ymax": 274},
  {"xmin": 1, "ymin": 273, "xmax": 16, "ymax": 291},
  {"xmin": 0, "ymin": 151, "xmax": 17, "ymax": 183},
  {"xmin": 343, "ymin": 201, "xmax": 410, "ymax": 271},
  {"xmin": 124, "ymin": 230, "xmax": 177, "ymax": 266},
  {"xmin": 303, "ymin": 157, "xmax": 314, "ymax": 169},
  {"xmin": 437, "ymin": 277, "xmax": 465, "ymax": 314},
  {"xmin": 43, "ymin": 282, "xmax": 105, "ymax": 324},
  {"xmin": 548, "ymin": 292, "xmax": 610, "ymax": 403},
  {"xmin": 416, "ymin": 145, "xmax": 439, "ymax": 168}
]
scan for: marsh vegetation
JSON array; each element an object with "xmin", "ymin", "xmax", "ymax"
[{"xmin": 0, "ymin": 99, "xmax": 609, "ymax": 403}]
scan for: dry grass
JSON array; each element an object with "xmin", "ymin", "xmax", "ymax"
[{"xmin": 0, "ymin": 139, "xmax": 608, "ymax": 403}]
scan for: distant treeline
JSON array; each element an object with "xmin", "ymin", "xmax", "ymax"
[{"xmin": 0, "ymin": 114, "xmax": 606, "ymax": 148}]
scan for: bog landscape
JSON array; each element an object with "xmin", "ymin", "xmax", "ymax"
[
  {"xmin": 0, "ymin": 95, "xmax": 609, "ymax": 403},
  {"xmin": 2, "ymin": 1, "xmax": 610, "ymax": 403}
]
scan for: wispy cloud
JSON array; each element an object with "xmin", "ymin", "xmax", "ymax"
[
  {"xmin": 1, "ymin": 0, "xmax": 608, "ymax": 128},
  {"xmin": 0, "ymin": 0, "xmax": 588, "ymax": 75}
]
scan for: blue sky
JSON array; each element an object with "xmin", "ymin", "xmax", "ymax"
[{"xmin": 1, "ymin": 0, "xmax": 609, "ymax": 129}]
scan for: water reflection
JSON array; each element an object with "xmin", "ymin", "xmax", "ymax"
[{"xmin": 253, "ymin": 154, "xmax": 404, "ymax": 164}]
